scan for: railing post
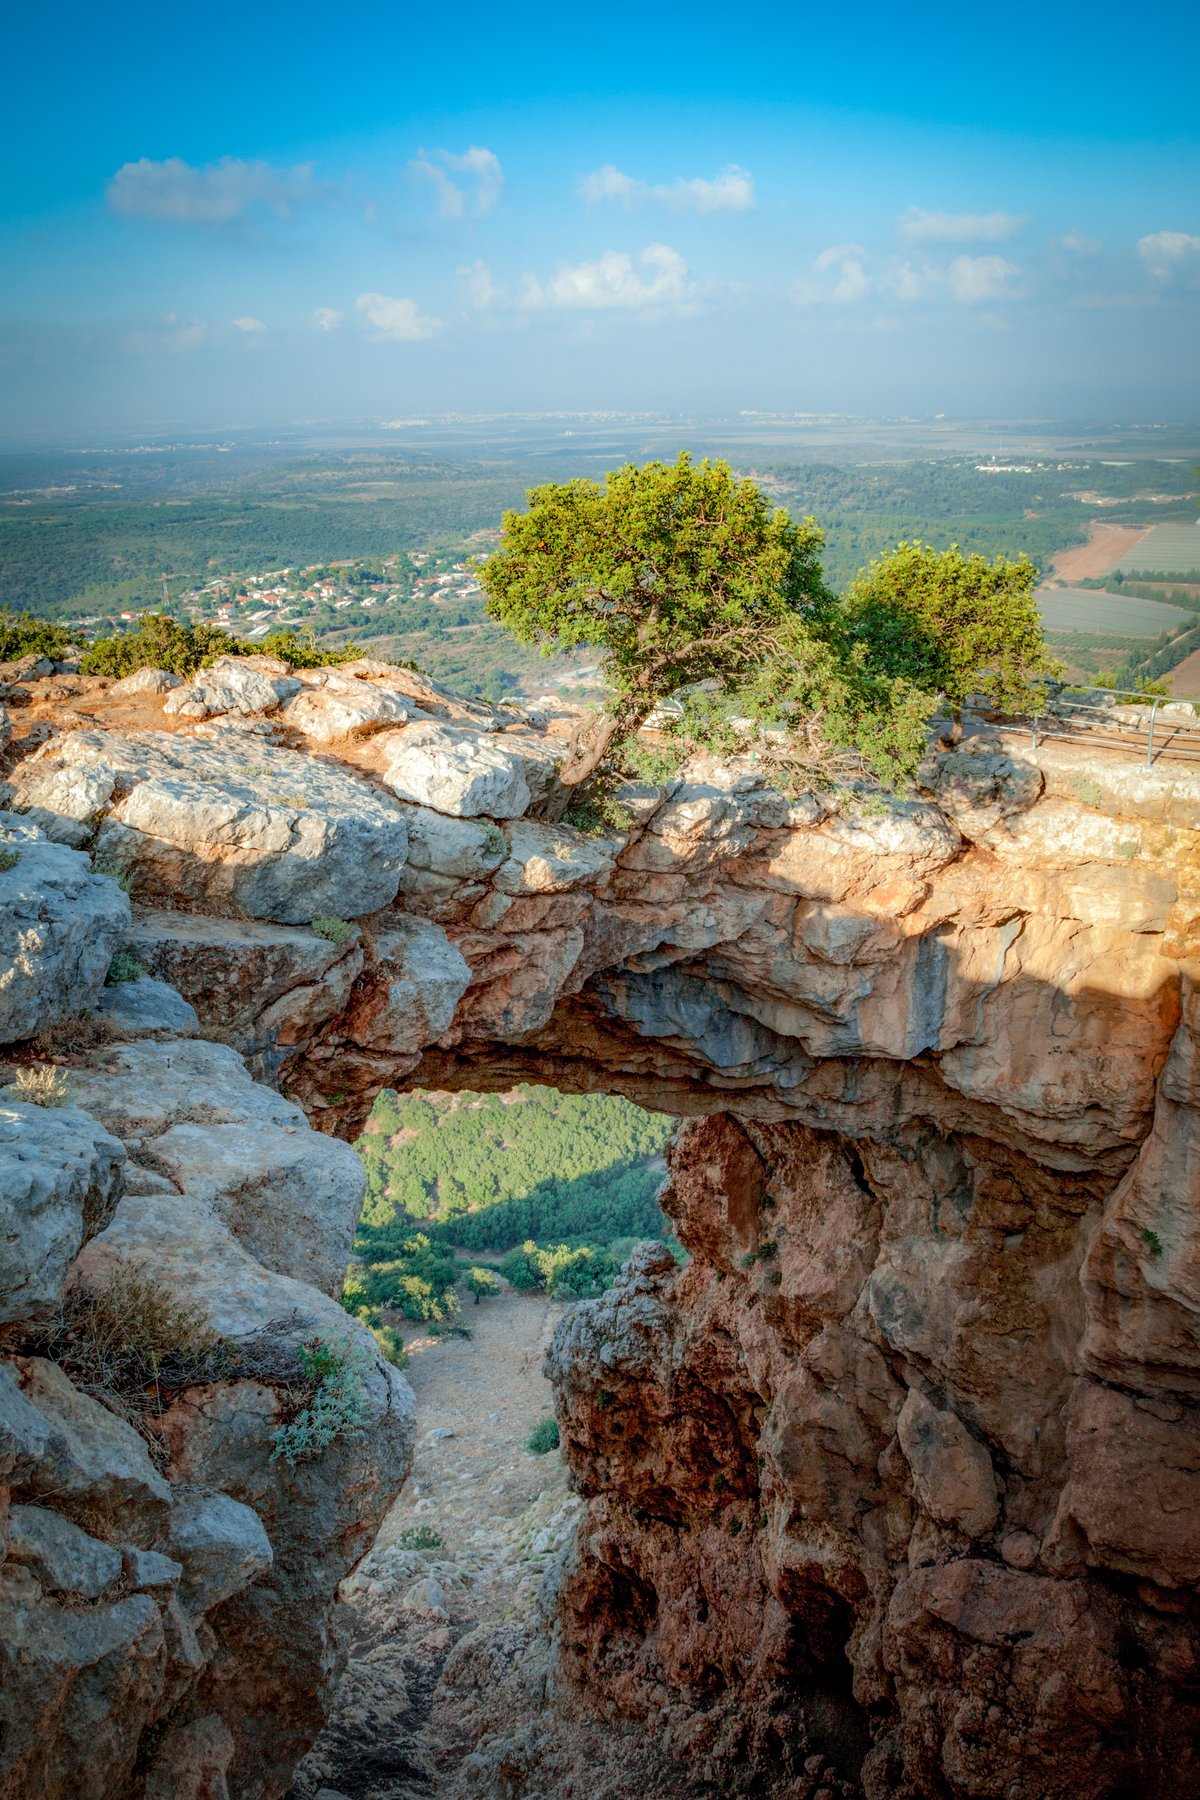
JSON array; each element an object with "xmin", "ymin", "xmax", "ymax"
[
  {"xmin": 1031, "ymin": 711, "xmax": 1039, "ymax": 750},
  {"xmin": 1146, "ymin": 697, "xmax": 1161, "ymax": 770}
]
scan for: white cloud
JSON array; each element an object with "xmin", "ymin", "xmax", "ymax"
[
  {"xmin": 232, "ymin": 316, "xmax": 266, "ymax": 333},
  {"xmin": 889, "ymin": 258, "xmax": 935, "ymax": 303},
  {"xmin": 458, "ymin": 259, "xmax": 502, "ymax": 310},
  {"xmin": 313, "ymin": 308, "xmax": 344, "ymax": 332},
  {"xmin": 355, "ymin": 293, "xmax": 443, "ymax": 341},
  {"xmin": 578, "ymin": 163, "xmax": 754, "ymax": 214},
  {"xmin": 811, "ymin": 243, "xmax": 870, "ymax": 302},
  {"xmin": 1138, "ymin": 230, "xmax": 1200, "ymax": 280},
  {"xmin": 1060, "ymin": 228, "xmax": 1103, "ymax": 255},
  {"xmin": 521, "ymin": 244, "xmax": 691, "ymax": 311},
  {"xmin": 899, "ymin": 205, "xmax": 1026, "ymax": 244},
  {"xmin": 410, "ymin": 146, "xmax": 504, "ymax": 219},
  {"xmin": 882, "ymin": 254, "xmax": 1021, "ymax": 304},
  {"xmin": 107, "ymin": 156, "xmax": 318, "ymax": 224},
  {"xmin": 947, "ymin": 254, "xmax": 1021, "ymax": 302}
]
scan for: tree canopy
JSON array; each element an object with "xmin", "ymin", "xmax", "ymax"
[
  {"xmin": 478, "ymin": 454, "xmax": 832, "ymax": 794},
  {"xmin": 844, "ymin": 541, "xmax": 1059, "ymax": 730}
]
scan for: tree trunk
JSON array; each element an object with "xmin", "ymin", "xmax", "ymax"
[
  {"xmin": 535, "ymin": 709, "xmax": 629, "ymax": 822},
  {"xmin": 938, "ymin": 703, "xmax": 963, "ymax": 750}
]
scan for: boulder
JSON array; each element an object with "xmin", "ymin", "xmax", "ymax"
[
  {"xmin": 168, "ymin": 1489, "xmax": 273, "ymax": 1616},
  {"xmin": 345, "ymin": 917, "xmax": 472, "ymax": 1057},
  {"xmin": 108, "ymin": 668, "xmax": 182, "ymax": 698},
  {"xmin": 4, "ymin": 1357, "xmax": 171, "ymax": 1542},
  {"xmin": 280, "ymin": 671, "xmax": 421, "ymax": 744},
  {"xmin": 11, "ymin": 731, "xmax": 409, "ymax": 923},
  {"xmin": 379, "ymin": 722, "xmax": 541, "ymax": 818},
  {"xmin": 896, "ymin": 1386, "xmax": 1000, "ymax": 1538},
  {"xmin": 0, "ymin": 1099, "xmax": 126, "ymax": 1328},
  {"xmin": 65, "ymin": 1038, "xmax": 365, "ymax": 1297},
  {"xmin": 163, "ymin": 656, "xmax": 303, "ymax": 720},
  {"xmin": 0, "ymin": 816, "xmax": 129, "ymax": 1043},
  {"xmin": 123, "ymin": 908, "xmax": 361, "ymax": 1051},
  {"xmin": 94, "ymin": 975, "xmax": 199, "ymax": 1039},
  {"xmin": 6, "ymin": 1503, "xmax": 124, "ymax": 1599},
  {"xmin": 494, "ymin": 819, "xmax": 618, "ymax": 895}
]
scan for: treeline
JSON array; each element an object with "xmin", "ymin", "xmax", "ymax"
[
  {"xmin": 355, "ymin": 1086, "xmax": 672, "ymax": 1228},
  {"xmin": 347, "ymin": 1087, "xmax": 674, "ymax": 1316}
]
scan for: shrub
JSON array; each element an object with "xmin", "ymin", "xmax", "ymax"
[
  {"xmin": 1142, "ymin": 1227, "xmax": 1164, "ymax": 1258},
  {"xmin": 526, "ymin": 1413, "xmax": 561, "ymax": 1455},
  {"xmin": 395, "ymin": 1524, "xmax": 442, "ymax": 1551},
  {"xmin": 311, "ymin": 915, "xmax": 354, "ymax": 945},
  {"xmin": 9, "ymin": 1064, "xmax": 70, "ymax": 1107},
  {"xmin": 254, "ymin": 627, "xmax": 364, "ymax": 668},
  {"xmin": 106, "ymin": 950, "xmax": 147, "ymax": 984},
  {"xmin": 368, "ymin": 1322, "xmax": 409, "ymax": 1368},
  {"xmin": 271, "ymin": 1334, "xmax": 371, "ymax": 1468},
  {"xmin": 0, "ymin": 606, "xmax": 72, "ymax": 663},
  {"xmin": 497, "ymin": 1238, "xmax": 617, "ymax": 1299},
  {"xmin": 79, "ymin": 614, "xmax": 242, "ymax": 679}
]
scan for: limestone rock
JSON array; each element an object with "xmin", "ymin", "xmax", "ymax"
[
  {"xmin": 163, "ymin": 655, "xmax": 303, "ymax": 719},
  {"xmin": 5, "ymin": 1357, "xmax": 170, "ymax": 1540},
  {"xmin": 12, "ymin": 731, "xmax": 408, "ymax": 923},
  {"xmin": 896, "ymin": 1386, "xmax": 1000, "ymax": 1538},
  {"xmin": 168, "ymin": 1489, "xmax": 274, "ymax": 1615},
  {"xmin": 379, "ymin": 722, "xmax": 542, "ymax": 818},
  {"xmin": 280, "ymin": 670, "xmax": 421, "ymax": 743},
  {"xmin": 494, "ymin": 819, "xmax": 618, "ymax": 895},
  {"xmin": 6, "ymin": 1503, "xmax": 124, "ymax": 1599},
  {"xmin": 0, "ymin": 1099, "xmax": 126, "ymax": 1328},
  {"xmin": 66, "ymin": 1038, "xmax": 365, "ymax": 1296},
  {"xmin": 94, "ymin": 975, "xmax": 199, "ymax": 1038},
  {"xmin": 345, "ymin": 917, "xmax": 472, "ymax": 1057},
  {"xmin": 108, "ymin": 667, "xmax": 182, "ymax": 697},
  {"xmin": 123, "ymin": 907, "xmax": 361, "ymax": 1053},
  {"xmin": 0, "ymin": 815, "xmax": 129, "ymax": 1043}
]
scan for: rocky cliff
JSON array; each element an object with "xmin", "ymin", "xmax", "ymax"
[{"xmin": 2, "ymin": 653, "xmax": 1198, "ymax": 1798}]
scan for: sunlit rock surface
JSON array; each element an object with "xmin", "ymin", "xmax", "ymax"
[{"xmin": 3, "ymin": 663, "xmax": 1200, "ymax": 1798}]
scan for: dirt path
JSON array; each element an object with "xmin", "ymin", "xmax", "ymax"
[
  {"xmin": 1050, "ymin": 520, "xmax": 1151, "ymax": 582},
  {"xmin": 290, "ymin": 1287, "xmax": 577, "ymax": 1800}
]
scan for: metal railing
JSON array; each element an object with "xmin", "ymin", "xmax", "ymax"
[{"xmin": 1023, "ymin": 686, "xmax": 1200, "ymax": 768}]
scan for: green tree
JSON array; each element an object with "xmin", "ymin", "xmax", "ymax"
[
  {"xmin": 844, "ymin": 541, "xmax": 1059, "ymax": 743},
  {"xmin": 477, "ymin": 454, "xmax": 831, "ymax": 808}
]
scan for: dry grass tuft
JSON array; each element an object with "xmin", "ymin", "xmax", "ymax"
[{"xmin": 9, "ymin": 1063, "xmax": 70, "ymax": 1107}]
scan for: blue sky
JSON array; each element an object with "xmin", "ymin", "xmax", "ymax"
[{"xmin": 3, "ymin": 0, "xmax": 1198, "ymax": 439}]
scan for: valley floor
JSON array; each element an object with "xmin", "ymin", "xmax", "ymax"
[{"xmin": 289, "ymin": 1286, "xmax": 578, "ymax": 1800}]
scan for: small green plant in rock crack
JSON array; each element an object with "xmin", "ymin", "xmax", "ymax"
[
  {"xmin": 0, "ymin": 846, "xmax": 19, "ymax": 873},
  {"xmin": 1142, "ymin": 1227, "xmax": 1164, "ymax": 1258},
  {"xmin": 1071, "ymin": 773, "xmax": 1104, "ymax": 809},
  {"xmin": 8, "ymin": 1064, "xmax": 70, "ymax": 1107},
  {"xmin": 480, "ymin": 822, "xmax": 508, "ymax": 859},
  {"xmin": 106, "ymin": 950, "xmax": 147, "ymax": 985},
  {"xmin": 92, "ymin": 857, "xmax": 136, "ymax": 893},
  {"xmin": 1115, "ymin": 840, "xmax": 1140, "ymax": 860},
  {"xmin": 311, "ymin": 915, "xmax": 354, "ymax": 945},
  {"xmin": 271, "ymin": 1334, "xmax": 371, "ymax": 1467},
  {"xmin": 526, "ymin": 1413, "xmax": 561, "ymax": 1455}
]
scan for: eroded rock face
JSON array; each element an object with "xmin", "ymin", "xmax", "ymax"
[
  {"xmin": 0, "ymin": 820, "xmax": 413, "ymax": 1800},
  {"xmin": 5, "ymin": 680, "xmax": 1200, "ymax": 1799}
]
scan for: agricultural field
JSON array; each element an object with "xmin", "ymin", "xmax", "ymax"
[
  {"xmin": 1109, "ymin": 522, "xmax": 1200, "ymax": 579},
  {"xmin": 1037, "ymin": 585, "xmax": 1196, "ymax": 636}
]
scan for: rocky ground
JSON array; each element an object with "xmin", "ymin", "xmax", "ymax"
[{"xmin": 289, "ymin": 1286, "xmax": 578, "ymax": 1800}]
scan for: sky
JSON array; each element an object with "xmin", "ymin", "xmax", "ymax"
[{"xmin": 2, "ymin": 0, "xmax": 1198, "ymax": 441}]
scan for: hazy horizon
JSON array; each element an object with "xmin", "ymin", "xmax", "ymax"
[{"xmin": 3, "ymin": 0, "xmax": 1198, "ymax": 440}]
